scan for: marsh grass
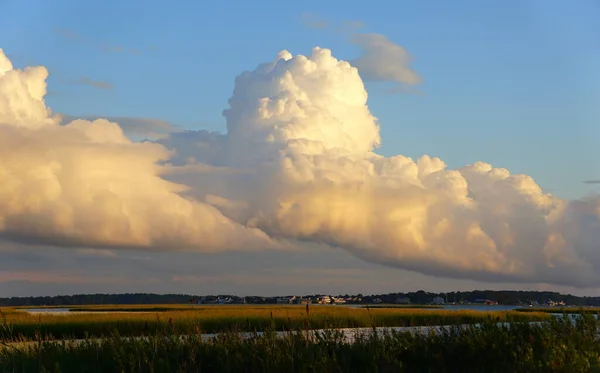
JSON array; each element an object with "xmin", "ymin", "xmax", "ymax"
[
  {"xmin": 0, "ymin": 306, "xmax": 550, "ymax": 341},
  {"xmin": 2, "ymin": 315, "xmax": 600, "ymax": 373}
]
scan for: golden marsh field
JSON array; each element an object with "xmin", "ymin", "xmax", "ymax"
[{"xmin": 0, "ymin": 304, "xmax": 551, "ymax": 341}]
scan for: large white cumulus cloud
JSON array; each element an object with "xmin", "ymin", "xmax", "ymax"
[
  {"xmin": 0, "ymin": 49, "xmax": 277, "ymax": 252},
  {"xmin": 163, "ymin": 47, "xmax": 600, "ymax": 287},
  {"xmin": 1, "ymin": 46, "xmax": 599, "ymax": 287}
]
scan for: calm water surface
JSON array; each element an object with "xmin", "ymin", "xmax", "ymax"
[
  {"xmin": 20, "ymin": 308, "xmax": 144, "ymax": 315},
  {"xmin": 19, "ymin": 304, "xmax": 538, "ymax": 315}
]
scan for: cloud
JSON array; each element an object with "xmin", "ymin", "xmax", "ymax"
[
  {"xmin": 161, "ymin": 47, "xmax": 599, "ymax": 287},
  {"xmin": 77, "ymin": 248, "xmax": 117, "ymax": 257},
  {"xmin": 54, "ymin": 27, "xmax": 142, "ymax": 55},
  {"xmin": 584, "ymin": 180, "xmax": 600, "ymax": 184},
  {"xmin": 300, "ymin": 13, "xmax": 329, "ymax": 30},
  {"xmin": 59, "ymin": 115, "xmax": 180, "ymax": 140},
  {"xmin": 341, "ymin": 20, "xmax": 365, "ymax": 30},
  {"xmin": 0, "ymin": 49, "xmax": 280, "ymax": 253},
  {"xmin": 0, "ymin": 240, "xmax": 379, "ymax": 296},
  {"xmin": 300, "ymin": 14, "xmax": 363, "ymax": 32},
  {"xmin": 0, "ymin": 270, "xmax": 131, "ymax": 284},
  {"xmin": 72, "ymin": 77, "xmax": 113, "ymax": 89},
  {"xmin": 53, "ymin": 27, "xmax": 81, "ymax": 41},
  {"xmin": 350, "ymin": 33, "xmax": 422, "ymax": 87},
  {"xmin": 298, "ymin": 15, "xmax": 420, "ymax": 89},
  {"xmin": 100, "ymin": 45, "xmax": 142, "ymax": 55},
  {"xmin": 0, "ymin": 239, "xmax": 596, "ymax": 298},
  {"xmin": 0, "ymin": 46, "xmax": 599, "ymax": 289}
]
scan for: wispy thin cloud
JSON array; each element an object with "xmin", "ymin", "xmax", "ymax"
[
  {"xmin": 300, "ymin": 13, "xmax": 364, "ymax": 32},
  {"xmin": 340, "ymin": 20, "xmax": 365, "ymax": 31},
  {"xmin": 350, "ymin": 33, "xmax": 422, "ymax": 87},
  {"xmin": 0, "ymin": 270, "xmax": 134, "ymax": 284},
  {"xmin": 54, "ymin": 27, "xmax": 144, "ymax": 55},
  {"xmin": 77, "ymin": 248, "xmax": 117, "ymax": 258},
  {"xmin": 72, "ymin": 77, "xmax": 113, "ymax": 90},
  {"xmin": 53, "ymin": 27, "xmax": 81, "ymax": 41},
  {"xmin": 300, "ymin": 13, "xmax": 330, "ymax": 30},
  {"xmin": 583, "ymin": 180, "xmax": 600, "ymax": 184},
  {"xmin": 100, "ymin": 45, "xmax": 142, "ymax": 55}
]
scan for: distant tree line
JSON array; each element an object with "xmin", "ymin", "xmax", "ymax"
[
  {"xmin": 367, "ymin": 290, "xmax": 600, "ymax": 306},
  {"xmin": 0, "ymin": 293, "xmax": 196, "ymax": 306},
  {"xmin": 1, "ymin": 290, "xmax": 599, "ymax": 307}
]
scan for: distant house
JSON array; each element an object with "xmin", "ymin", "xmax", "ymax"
[
  {"xmin": 432, "ymin": 297, "xmax": 445, "ymax": 305},
  {"xmin": 287, "ymin": 296, "xmax": 312, "ymax": 305},
  {"xmin": 318, "ymin": 296, "xmax": 331, "ymax": 304},
  {"xmin": 473, "ymin": 298, "xmax": 498, "ymax": 305},
  {"xmin": 331, "ymin": 297, "xmax": 346, "ymax": 304},
  {"xmin": 276, "ymin": 296, "xmax": 305, "ymax": 304}
]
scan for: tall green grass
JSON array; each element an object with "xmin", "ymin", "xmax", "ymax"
[
  {"xmin": 2, "ymin": 315, "xmax": 600, "ymax": 372},
  {"xmin": 0, "ymin": 306, "xmax": 550, "ymax": 341}
]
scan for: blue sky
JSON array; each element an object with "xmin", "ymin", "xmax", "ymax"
[
  {"xmin": 0, "ymin": 0, "xmax": 599, "ymax": 297},
  {"xmin": 1, "ymin": 0, "xmax": 598, "ymax": 199}
]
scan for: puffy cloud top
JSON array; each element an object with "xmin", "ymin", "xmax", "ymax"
[
  {"xmin": 223, "ymin": 47, "xmax": 380, "ymax": 166},
  {"xmin": 0, "ymin": 49, "xmax": 54, "ymax": 129}
]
